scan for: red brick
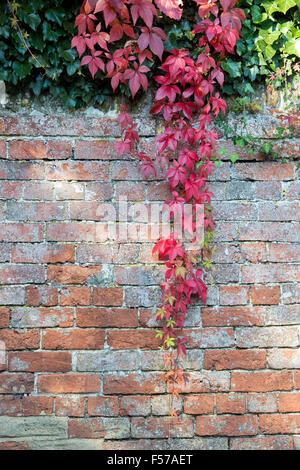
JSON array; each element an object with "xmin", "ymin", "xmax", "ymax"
[
  {"xmin": 42, "ymin": 329, "xmax": 105, "ymax": 350},
  {"xmin": 0, "ymin": 374, "xmax": 34, "ymax": 394},
  {"xmin": 68, "ymin": 418, "xmax": 104, "ymax": 438},
  {"xmin": 8, "ymin": 352, "xmax": 72, "ymax": 372},
  {"xmin": 60, "ymin": 287, "xmax": 91, "ymax": 306},
  {"xmin": 47, "ymin": 265, "xmax": 102, "ymax": 284},
  {"xmin": 0, "ymin": 182, "xmax": 22, "ymax": 199},
  {"xmin": 247, "ymin": 393, "xmax": 277, "ymax": 413},
  {"xmin": 239, "ymin": 223, "xmax": 297, "ymax": 242},
  {"xmin": 9, "ymin": 139, "xmax": 71, "ymax": 160},
  {"xmin": 196, "ymin": 415, "xmax": 258, "ymax": 436},
  {"xmin": 131, "ymin": 417, "xmax": 194, "ymax": 438},
  {"xmin": 26, "ymin": 286, "xmax": 58, "ymax": 307},
  {"xmin": 55, "ymin": 396, "xmax": 86, "ymax": 417},
  {"xmin": 219, "ymin": 286, "xmax": 249, "ymax": 305},
  {"xmin": 0, "ymin": 161, "xmax": 44, "ymax": 180},
  {"xmin": 202, "ymin": 306, "xmax": 264, "ymax": 326},
  {"xmin": 93, "ymin": 288, "xmax": 123, "ymax": 306},
  {"xmin": 112, "ymin": 244, "xmax": 139, "ymax": 263},
  {"xmin": 107, "ymin": 329, "xmax": 160, "ymax": 350},
  {"xmin": 0, "ymin": 140, "xmax": 5, "ymax": 157},
  {"xmin": 0, "ymin": 330, "xmax": 39, "ymax": 350},
  {"xmin": 147, "ymin": 182, "xmax": 170, "ymax": 201},
  {"xmin": 74, "ymin": 140, "xmax": 115, "ymax": 159},
  {"xmin": 69, "ymin": 201, "xmax": 116, "ymax": 221},
  {"xmin": 251, "ymin": 285, "xmax": 280, "ymax": 305},
  {"xmin": 0, "ymin": 265, "xmax": 45, "ymax": 284},
  {"xmin": 233, "ymin": 162, "xmax": 294, "ymax": 181},
  {"xmin": 10, "ymin": 307, "xmax": 73, "ymax": 328},
  {"xmin": 258, "ymin": 202, "xmax": 300, "ymax": 221},
  {"xmin": 46, "ymin": 161, "xmax": 109, "ymax": 181},
  {"xmin": 151, "ymin": 395, "xmax": 182, "ymax": 415},
  {"xmin": 23, "ymin": 182, "xmax": 54, "ymax": 200},
  {"xmin": 260, "ymin": 414, "xmax": 300, "ymax": 434},
  {"xmin": 0, "ymin": 244, "xmax": 10, "ymax": 262},
  {"xmin": 103, "ymin": 373, "xmax": 166, "ymax": 395},
  {"xmin": 120, "ymin": 396, "xmax": 151, "ymax": 416},
  {"xmin": 89, "ymin": 397, "xmax": 119, "ymax": 416},
  {"xmin": 115, "ymin": 181, "xmax": 146, "ymax": 200},
  {"xmin": 47, "ymin": 223, "xmax": 108, "ymax": 242},
  {"xmin": 0, "ymin": 441, "xmax": 30, "ymax": 450},
  {"xmin": 76, "ymin": 308, "xmax": 138, "ymax": 328},
  {"xmin": 22, "ymin": 397, "xmax": 53, "ymax": 416},
  {"xmin": 231, "ymin": 371, "xmax": 293, "ymax": 392},
  {"xmin": 236, "ymin": 326, "xmax": 298, "ymax": 348},
  {"xmin": 239, "ymin": 242, "xmax": 268, "ymax": 263},
  {"xmin": 269, "ymin": 243, "xmax": 300, "ymax": 262},
  {"xmin": 12, "ymin": 244, "xmax": 75, "ymax": 263},
  {"xmin": 0, "ymin": 287, "xmax": 24, "ymax": 305},
  {"xmin": 230, "ymin": 436, "xmax": 293, "ymax": 450},
  {"xmin": 174, "ymin": 371, "xmax": 230, "ymax": 394},
  {"xmin": 279, "ymin": 393, "xmax": 300, "ymax": 412},
  {"xmin": 0, "ymin": 223, "xmax": 42, "ymax": 242},
  {"xmin": 0, "ymin": 395, "xmax": 21, "ymax": 415},
  {"xmin": 184, "ymin": 395, "xmax": 214, "ymax": 415},
  {"xmin": 204, "ymin": 349, "xmax": 266, "ymax": 370},
  {"xmin": 0, "ymin": 308, "xmax": 9, "ymax": 328},
  {"xmin": 38, "ymin": 374, "xmax": 100, "ymax": 393},
  {"xmin": 216, "ymin": 393, "xmax": 246, "ymax": 414},
  {"xmin": 243, "ymin": 264, "xmax": 300, "ymax": 283}
]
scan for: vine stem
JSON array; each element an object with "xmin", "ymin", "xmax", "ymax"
[{"xmin": 6, "ymin": 0, "xmax": 56, "ymax": 80}]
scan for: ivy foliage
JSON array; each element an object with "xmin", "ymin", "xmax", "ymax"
[{"xmin": 0, "ymin": 0, "xmax": 299, "ymax": 107}]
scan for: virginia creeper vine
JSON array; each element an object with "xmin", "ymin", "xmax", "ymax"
[{"xmin": 72, "ymin": 0, "xmax": 245, "ymax": 418}]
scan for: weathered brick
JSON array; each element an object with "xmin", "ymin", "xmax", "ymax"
[
  {"xmin": 93, "ymin": 287, "xmax": 123, "ymax": 306},
  {"xmin": 0, "ymin": 374, "xmax": 34, "ymax": 394},
  {"xmin": 103, "ymin": 373, "xmax": 166, "ymax": 395},
  {"xmin": 184, "ymin": 395, "xmax": 214, "ymax": 415},
  {"xmin": 196, "ymin": 415, "xmax": 258, "ymax": 436},
  {"xmin": 230, "ymin": 436, "xmax": 293, "ymax": 450},
  {"xmin": 26, "ymin": 286, "xmax": 58, "ymax": 307},
  {"xmin": 251, "ymin": 285, "xmax": 280, "ymax": 305},
  {"xmin": 76, "ymin": 308, "xmax": 138, "ymax": 328},
  {"xmin": 74, "ymin": 140, "xmax": 115, "ymax": 160},
  {"xmin": 179, "ymin": 371, "xmax": 230, "ymax": 394},
  {"xmin": 8, "ymin": 352, "xmax": 72, "ymax": 372},
  {"xmin": 258, "ymin": 202, "xmax": 300, "ymax": 221},
  {"xmin": 38, "ymin": 374, "xmax": 100, "ymax": 393},
  {"xmin": 0, "ymin": 308, "xmax": 10, "ymax": 328},
  {"xmin": 108, "ymin": 329, "xmax": 160, "ymax": 350},
  {"xmin": 186, "ymin": 328, "xmax": 235, "ymax": 348},
  {"xmin": 0, "ymin": 224, "xmax": 42, "ymax": 242},
  {"xmin": 212, "ymin": 202, "xmax": 257, "ymax": 220},
  {"xmin": 239, "ymin": 222, "xmax": 298, "ymax": 242},
  {"xmin": 232, "ymin": 162, "xmax": 294, "ymax": 181},
  {"xmin": 68, "ymin": 417, "xmax": 130, "ymax": 439},
  {"xmin": 0, "ymin": 330, "xmax": 39, "ymax": 350},
  {"xmin": 0, "ymin": 244, "xmax": 11, "ymax": 262},
  {"xmin": 85, "ymin": 182, "xmax": 113, "ymax": 201},
  {"xmin": 76, "ymin": 350, "xmax": 139, "ymax": 371},
  {"xmin": 9, "ymin": 139, "xmax": 71, "ymax": 160},
  {"xmin": 0, "ymin": 161, "xmax": 44, "ymax": 180},
  {"xmin": 60, "ymin": 287, "xmax": 91, "ymax": 306},
  {"xmin": 55, "ymin": 182, "xmax": 85, "ymax": 200},
  {"xmin": 231, "ymin": 371, "xmax": 293, "ymax": 392},
  {"xmin": 0, "ymin": 182, "xmax": 23, "ymax": 199},
  {"xmin": 46, "ymin": 161, "xmax": 109, "ymax": 181},
  {"xmin": 247, "ymin": 393, "xmax": 277, "ymax": 413},
  {"xmin": 239, "ymin": 242, "xmax": 268, "ymax": 263},
  {"xmin": 216, "ymin": 393, "xmax": 246, "ymax": 414},
  {"xmin": 47, "ymin": 223, "xmax": 108, "ymax": 242},
  {"xmin": 12, "ymin": 244, "xmax": 75, "ymax": 263},
  {"xmin": 204, "ymin": 349, "xmax": 266, "ymax": 370},
  {"xmin": 47, "ymin": 265, "xmax": 102, "ymax": 284},
  {"xmin": 202, "ymin": 306, "xmax": 264, "ymax": 327},
  {"xmin": 255, "ymin": 181, "xmax": 282, "ymax": 200},
  {"xmin": 23, "ymin": 182, "xmax": 54, "ymax": 200},
  {"xmin": 0, "ymin": 265, "xmax": 45, "ymax": 284},
  {"xmin": 281, "ymin": 284, "xmax": 300, "ymax": 304},
  {"xmin": 236, "ymin": 326, "xmax": 299, "ymax": 348},
  {"xmin": 268, "ymin": 349, "xmax": 300, "ymax": 369},
  {"xmin": 131, "ymin": 417, "xmax": 194, "ymax": 438},
  {"xmin": 268, "ymin": 243, "xmax": 300, "ymax": 262},
  {"xmin": 219, "ymin": 286, "xmax": 249, "ymax": 305},
  {"xmin": 42, "ymin": 329, "xmax": 105, "ymax": 350},
  {"xmin": 88, "ymin": 397, "xmax": 118, "ymax": 417},
  {"xmin": 55, "ymin": 397, "xmax": 86, "ymax": 417},
  {"xmin": 22, "ymin": 397, "xmax": 53, "ymax": 416},
  {"xmin": 260, "ymin": 414, "xmax": 300, "ymax": 434},
  {"xmin": 225, "ymin": 181, "xmax": 255, "ymax": 200},
  {"xmin": 76, "ymin": 245, "xmax": 113, "ymax": 264},
  {"xmin": 120, "ymin": 396, "xmax": 151, "ymax": 416},
  {"xmin": 10, "ymin": 307, "xmax": 73, "ymax": 328},
  {"xmin": 151, "ymin": 395, "xmax": 182, "ymax": 416},
  {"xmin": 0, "ymin": 396, "xmax": 21, "ymax": 416}
]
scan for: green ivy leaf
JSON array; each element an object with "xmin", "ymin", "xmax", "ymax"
[
  {"xmin": 277, "ymin": 0, "xmax": 296, "ymax": 14},
  {"xmin": 221, "ymin": 59, "xmax": 241, "ymax": 78}
]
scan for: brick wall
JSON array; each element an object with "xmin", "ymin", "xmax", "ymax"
[{"xmin": 0, "ymin": 111, "xmax": 299, "ymax": 450}]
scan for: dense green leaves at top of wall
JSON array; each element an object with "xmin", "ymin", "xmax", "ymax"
[{"xmin": 0, "ymin": 0, "xmax": 299, "ymax": 108}]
